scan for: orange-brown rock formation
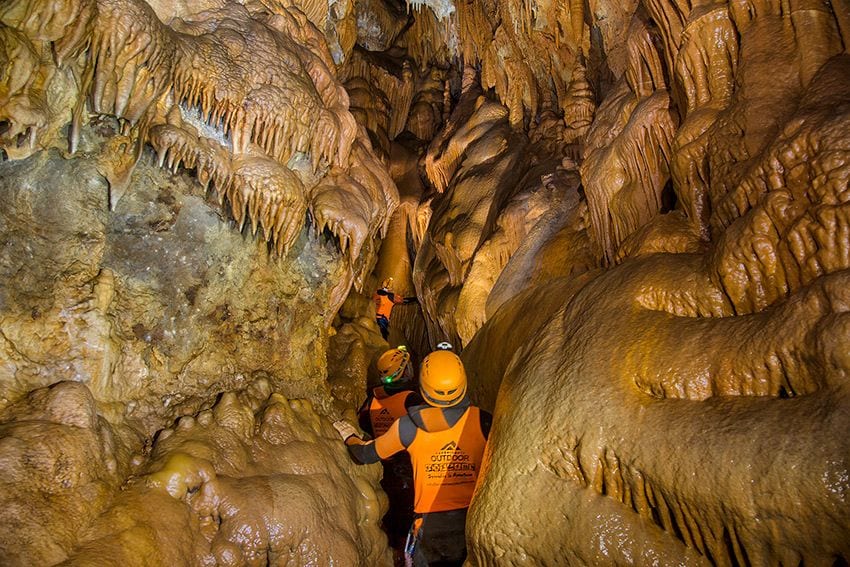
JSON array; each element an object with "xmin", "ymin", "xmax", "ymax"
[
  {"xmin": 2, "ymin": 0, "xmax": 850, "ymax": 563},
  {"xmin": 455, "ymin": 1, "xmax": 850, "ymax": 564},
  {"xmin": 0, "ymin": 380, "xmax": 389, "ymax": 565},
  {"xmin": 1, "ymin": 0, "xmax": 397, "ymax": 273}
]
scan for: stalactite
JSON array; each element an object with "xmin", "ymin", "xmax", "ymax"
[
  {"xmin": 582, "ymin": 88, "xmax": 677, "ymax": 264},
  {"xmin": 0, "ymin": 0, "xmax": 399, "ymax": 267},
  {"xmin": 401, "ymin": 0, "xmax": 583, "ymax": 134},
  {"xmin": 404, "ymin": 66, "xmax": 447, "ymax": 141},
  {"xmin": 309, "ymin": 134, "xmax": 399, "ymax": 281},
  {"xmin": 641, "ymin": 0, "xmax": 689, "ymax": 86},
  {"xmin": 561, "ymin": 59, "xmax": 596, "ymax": 144},
  {"xmin": 339, "ymin": 50, "xmax": 416, "ymax": 141}
]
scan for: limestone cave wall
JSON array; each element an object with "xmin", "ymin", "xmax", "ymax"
[
  {"xmin": 395, "ymin": 0, "xmax": 850, "ymax": 564},
  {"xmin": 0, "ymin": 0, "xmax": 397, "ymax": 563}
]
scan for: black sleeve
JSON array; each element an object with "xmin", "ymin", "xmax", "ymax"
[
  {"xmin": 403, "ymin": 296, "xmax": 418, "ymax": 304},
  {"xmin": 347, "ymin": 442, "xmax": 380, "ymax": 464},
  {"xmin": 405, "ymin": 391, "xmax": 424, "ymax": 408},
  {"xmin": 480, "ymin": 409, "xmax": 493, "ymax": 439}
]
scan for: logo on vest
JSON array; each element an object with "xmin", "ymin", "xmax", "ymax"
[
  {"xmin": 424, "ymin": 439, "xmax": 476, "ymax": 481},
  {"xmin": 373, "ymin": 407, "xmax": 394, "ymax": 432}
]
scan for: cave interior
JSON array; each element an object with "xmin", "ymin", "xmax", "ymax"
[{"xmin": 1, "ymin": 0, "xmax": 849, "ymax": 564}]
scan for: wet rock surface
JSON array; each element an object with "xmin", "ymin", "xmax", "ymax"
[{"xmin": 0, "ymin": 138, "xmax": 346, "ymax": 431}]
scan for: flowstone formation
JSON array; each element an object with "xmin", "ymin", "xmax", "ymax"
[
  {"xmin": 0, "ymin": 379, "xmax": 390, "ymax": 565},
  {"xmin": 402, "ymin": 0, "xmax": 850, "ymax": 564},
  {"xmin": 0, "ymin": 0, "xmax": 399, "ymax": 564},
  {"xmin": 0, "ymin": 381, "xmax": 129, "ymax": 566}
]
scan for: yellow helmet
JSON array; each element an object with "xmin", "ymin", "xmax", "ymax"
[
  {"xmin": 377, "ymin": 346, "xmax": 410, "ymax": 384},
  {"xmin": 420, "ymin": 350, "xmax": 466, "ymax": 407},
  {"xmin": 381, "ymin": 277, "xmax": 394, "ymax": 290}
]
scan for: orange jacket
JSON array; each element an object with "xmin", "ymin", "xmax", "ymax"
[
  {"xmin": 407, "ymin": 406, "xmax": 486, "ymax": 513},
  {"xmin": 347, "ymin": 401, "xmax": 491, "ymax": 514},
  {"xmin": 368, "ymin": 387, "xmax": 414, "ymax": 437},
  {"xmin": 374, "ymin": 289, "xmax": 405, "ymax": 319}
]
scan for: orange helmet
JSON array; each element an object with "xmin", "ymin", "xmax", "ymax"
[
  {"xmin": 420, "ymin": 350, "xmax": 466, "ymax": 407},
  {"xmin": 377, "ymin": 346, "xmax": 411, "ymax": 384}
]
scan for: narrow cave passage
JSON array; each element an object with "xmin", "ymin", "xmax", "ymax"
[{"xmin": 1, "ymin": 0, "xmax": 850, "ymax": 565}]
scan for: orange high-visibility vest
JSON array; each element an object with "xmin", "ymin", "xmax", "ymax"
[
  {"xmin": 407, "ymin": 406, "xmax": 487, "ymax": 513},
  {"xmin": 369, "ymin": 388, "xmax": 413, "ymax": 437},
  {"xmin": 374, "ymin": 291, "xmax": 403, "ymax": 319}
]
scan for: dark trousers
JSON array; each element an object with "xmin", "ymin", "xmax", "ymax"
[
  {"xmin": 377, "ymin": 315, "xmax": 390, "ymax": 340},
  {"xmin": 382, "ymin": 455, "xmax": 415, "ymax": 549},
  {"xmin": 406, "ymin": 508, "xmax": 468, "ymax": 567}
]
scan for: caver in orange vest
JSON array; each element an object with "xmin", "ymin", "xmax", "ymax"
[
  {"xmin": 406, "ymin": 406, "xmax": 487, "ymax": 513},
  {"xmin": 374, "ymin": 290, "xmax": 404, "ymax": 319},
  {"xmin": 369, "ymin": 387, "xmax": 414, "ymax": 437}
]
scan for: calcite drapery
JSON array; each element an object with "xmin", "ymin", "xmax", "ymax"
[
  {"xmin": 580, "ymin": 16, "xmax": 679, "ymax": 264},
  {"xmin": 414, "ymin": 75, "xmax": 597, "ymax": 347},
  {"xmin": 415, "ymin": 86, "xmax": 521, "ymax": 346},
  {"xmin": 0, "ymin": 0, "xmax": 398, "ymax": 266}
]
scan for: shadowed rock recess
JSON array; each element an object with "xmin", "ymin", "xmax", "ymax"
[{"xmin": 1, "ymin": 0, "xmax": 849, "ymax": 564}]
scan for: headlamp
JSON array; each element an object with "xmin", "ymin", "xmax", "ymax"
[{"xmin": 382, "ymin": 369, "xmax": 401, "ymax": 384}]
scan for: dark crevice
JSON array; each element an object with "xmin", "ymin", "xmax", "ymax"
[{"xmin": 660, "ymin": 178, "xmax": 677, "ymax": 213}]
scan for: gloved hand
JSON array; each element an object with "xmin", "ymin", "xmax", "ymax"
[{"xmin": 333, "ymin": 420, "xmax": 358, "ymax": 441}]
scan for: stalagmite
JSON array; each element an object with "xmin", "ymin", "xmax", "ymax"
[{"xmin": 561, "ymin": 59, "xmax": 596, "ymax": 145}]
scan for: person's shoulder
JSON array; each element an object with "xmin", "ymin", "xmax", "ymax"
[
  {"xmin": 405, "ymin": 390, "xmax": 424, "ymax": 405},
  {"xmin": 407, "ymin": 403, "xmax": 430, "ymax": 425},
  {"xmin": 408, "ymin": 403, "xmax": 428, "ymax": 416}
]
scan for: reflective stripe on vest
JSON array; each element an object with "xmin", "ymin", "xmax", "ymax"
[
  {"xmin": 407, "ymin": 406, "xmax": 486, "ymax": 514},
  {"xmin": 369, "ymin": 388, "xmax": 412, "ymax": 437}
]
